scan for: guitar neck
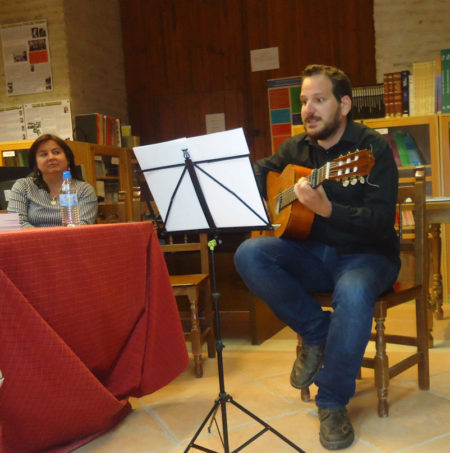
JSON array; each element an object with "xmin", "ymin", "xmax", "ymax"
[{"xmin": 279, "ymin": 164, "xmax": 328, "ymax": 210}]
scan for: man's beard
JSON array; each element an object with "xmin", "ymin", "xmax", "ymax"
[{"xmin": 304, "ymin": 108, "xmax": 342, "ymax": 141}]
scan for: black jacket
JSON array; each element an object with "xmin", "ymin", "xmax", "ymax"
[{"xmin": 254, "ymin": 120, "xmax": 400, "ymax": 265}]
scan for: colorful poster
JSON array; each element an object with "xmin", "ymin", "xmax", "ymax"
[
  {"xmin": 267, "ymin": 77, "xmax": 302, "ymax": 153},
  {"xmin": 1, "ymin": 20, "xmax": 52, "ymax": 96}
]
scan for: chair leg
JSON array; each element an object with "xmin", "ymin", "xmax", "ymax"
[
  {"xmin": 416, "ymin": 294, "xmax": 430, "ymax": 390},
  {"xmin": 374, "ymin": 314, "xmax": 389, "ymax": 417},
  {"xmin": 187, "ymin": 289, "xmax": 203, "ymax": 378}
]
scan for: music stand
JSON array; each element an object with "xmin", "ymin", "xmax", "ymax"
[{"xmin": 134, "ymin": 128, "xmax": 304, "ymax": 453}]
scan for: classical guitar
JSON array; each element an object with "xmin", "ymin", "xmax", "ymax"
[{"xmin": 254, "ymin": 149, "xmax": 375, "ymax": 240}]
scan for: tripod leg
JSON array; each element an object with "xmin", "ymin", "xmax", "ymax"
[
  {"xmin": 184, "ymin": 399, "xmax": 221, "ymax": 453},
  {"xmin": 229, "ymin": 397, "xmax": 305, "ymax": 453}
]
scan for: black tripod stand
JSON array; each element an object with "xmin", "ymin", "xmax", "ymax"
[{"xmin": 184, "ymin": 238, "xmax": 305, "ymax": 453}]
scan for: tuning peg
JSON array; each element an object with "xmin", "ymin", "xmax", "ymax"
[
  {"xmin": 359, "ymin": 176, "xmax": 365, "ymax": 184},
  {"xmin": 342, "ymin": 179, "xmax": 349, "ymax": 187},
  {"xmin": 351, "ymin": 177, "xmax": 357, "ymax": 185}
]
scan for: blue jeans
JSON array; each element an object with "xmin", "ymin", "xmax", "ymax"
[{"xmin": 234, "ymin": 236, "xmax": 400, "ymax": 408}]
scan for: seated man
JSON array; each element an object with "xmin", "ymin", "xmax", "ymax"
[{"xmin": 234, "ymin": 64, "xmax": 400, "ymax": 450}]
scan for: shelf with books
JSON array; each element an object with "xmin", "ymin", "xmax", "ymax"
[
  {"xmin": 363, "ymin": 115, "xmax": 440, "ymax": 196},
  {"xmin": 60, "ymin": 141, "xmax": 132, "ymax": 222},
  {"xmin": 0, "ymin": 140, "xmax": 34, "ymax": 167}
]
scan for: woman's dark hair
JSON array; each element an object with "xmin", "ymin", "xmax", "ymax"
[
  {"xmin": 301, "ymin": 64, "xmax": 353, "ymax": 120},
  {"xmin": 28, "ymin": 134, "xmax": 83, "ymax": 191}
]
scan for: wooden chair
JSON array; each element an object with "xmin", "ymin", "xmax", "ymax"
[
  {"xmin": 161, "ymin": 232, "xmax": 216, "ymax": 377},
  {"xmin": 297, "ymin": 167, "xmax": 430, "ymax": 417},
  {"xmin": 131, "ymin": 186, "xmax": 151, "ymax": 222}
]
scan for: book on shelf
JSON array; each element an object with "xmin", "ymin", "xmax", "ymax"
[
  {"xmin": 393, "ymin": 131, "xmax": 411, "ymax": 166},
  {"xmin": 74, "ymin": 113, "xmax": 122, "ymax": 146},
  {"xmin": 351, "ymin": 84, "xmax": 385, "ymax": 119},
  {"xmin": 402, "ymin": 132, "xmax": 423, "ymax": 165},
  {"xmin": 435, "ymin": 56, "xmax": 442, "ymax": 113},
  {"xmin": 383, "ymin": 132, "xmax": 402, "ymax": 167},
  {"xmin": 1, "ymin": 149, "xmax": 28, "ymax": 167},
  {"xmin": 383, "ymin": 72, "xmax": 394, "ymax": 117},
  {"xmin": 441, "ymin": 48, "xmax": 450, "ymax": 114},
  {"xmin": 412, "ymin": 59, "xmax": 437, "ymax": 116},
  {"xmin": 383, "ymin": 71, "xmax": 409, "ymax": 117},
  {"xmin": 394, "ymin": 208, "xmax": 414, "ymax": 230},
  {"xmin": 401, "ymin": 70, "xmax": 410, "ymax": 116},
  {"xmin": 408, "ymin": 74, "xmax": 415, "ymax": 117},
  {"xmin": 392, "ymin": 72, "xmax": 403, "ymax": 117}
]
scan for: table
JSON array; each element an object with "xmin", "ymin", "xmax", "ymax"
[
  {"xmin": 427, "ymin": 197, "xmax": 450, "ymax": 322},
  {"xmin": 0, "ymin": 222, "xmax": 189, "ymax": 453}
]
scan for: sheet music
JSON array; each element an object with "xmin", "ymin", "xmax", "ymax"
[{"xmin": 133, "ymin": 128, "xmax": 269, "ymax": 232}]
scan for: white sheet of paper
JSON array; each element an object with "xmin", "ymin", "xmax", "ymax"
[{"xmin": 133, "ymin": 128, "xmax": 268, "ymax": 232}]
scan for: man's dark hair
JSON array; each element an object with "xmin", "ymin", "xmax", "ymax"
[{"xmin": 301, "ymin": 64, "xmax": 353, "ymax": 119}]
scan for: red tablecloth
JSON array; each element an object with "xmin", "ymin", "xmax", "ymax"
[{"xmin": 0, "ymin": 222, "xmax": 189, "ymax": 452}]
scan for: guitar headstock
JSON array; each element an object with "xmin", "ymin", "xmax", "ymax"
[{"xmin": 328, "ymin": 149, "xmax": 375, "ymax": 186}]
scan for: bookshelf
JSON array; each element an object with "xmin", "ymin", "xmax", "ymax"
[
  {"xmin": 0, "ymin": 140, "xmax": 34, "ymax": 167},
  {"xmin": 362, "ymin": 115, "xmax": 440, "ymax": 196},
  {"xmin": 0, "ymin": 139, "xmax": 133, "ymax": 223},
  {"xmin": 68, "ymin": 141, "xmax": 131, "ymax": 223}
]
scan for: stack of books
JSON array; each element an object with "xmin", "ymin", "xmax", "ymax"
[{"xmin": 0, "ymin": 213, "xmax": 20, "ymax": 232}]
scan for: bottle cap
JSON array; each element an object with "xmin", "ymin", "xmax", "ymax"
[{"xmin": 63, "ymin": 170, "xmax": 72, "ymax": 179}]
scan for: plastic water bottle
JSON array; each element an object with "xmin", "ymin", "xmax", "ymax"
[{"xmin": 59, "ymin": 170, "xmax": 80, "ymax": 227}]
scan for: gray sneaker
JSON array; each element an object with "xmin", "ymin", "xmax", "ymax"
[
  {"xmin": 290, "ymin": 342, "xmax": 325, "ymax": 389},
  {"xmin": 318, "ymin": 407, "xmax": 355, "ymax": 450}
]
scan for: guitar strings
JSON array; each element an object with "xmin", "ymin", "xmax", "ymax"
[{"xmin": 277, "ymin": 158, "xmax": 363, "ymax": 210}]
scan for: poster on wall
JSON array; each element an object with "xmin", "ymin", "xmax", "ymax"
[
  {"xmin": 24, "ymin": 100, "xmax": 73, "ymax": 140},
  {"xmin": 0, "ymin": 20, "xmax": 53, "ymax": 96},
  {"xmin": 0, "ymin": 106, "xmax": 26, "ymax": 141}
]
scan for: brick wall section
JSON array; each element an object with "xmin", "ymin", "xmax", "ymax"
[
  {"xmin": 0, "ymin": 0, "xmax": 128, "ymax": 124},
  {"xmin": 374, "ymin": 0, "xmax": 450, "ymax": 82},
  {"xmin": 64, "ymin": 0, "xmax": 128, "ymax": 122}
]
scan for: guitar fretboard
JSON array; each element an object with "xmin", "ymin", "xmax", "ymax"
[{"xmin": 277, "ymin": 163, "xmax": 330, "ymax": 211}]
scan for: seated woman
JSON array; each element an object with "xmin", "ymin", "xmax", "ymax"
[{"xmin": 7, "ymin": 134, "xmax": 98, "ymax": 228}]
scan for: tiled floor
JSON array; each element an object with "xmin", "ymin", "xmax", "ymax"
[{"xmin": 77, "ymin": 303, "xmax": 450, "ymax": 453}]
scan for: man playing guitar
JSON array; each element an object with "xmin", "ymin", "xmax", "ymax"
[{"xmin": 234, "ymin": 64, "xmax": 400, "ymax": 450}]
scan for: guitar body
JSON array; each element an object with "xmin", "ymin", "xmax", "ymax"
[
  {"xmin": 268, "ymin": 165, "xmax": 314, "ymax": 239},
  {"xmin": 251, "ymin": 149, "xmax": 375, "ymax": 241},
  {"xmin": 252, "ymin": 164, "xmax": 315, "ymax": 240}
]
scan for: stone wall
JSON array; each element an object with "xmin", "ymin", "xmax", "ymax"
[
  {"xmin": 374, "ymin": 0, "xmax": 450, "ymax": 82},
  {"xmin": 1, "ymin": 0, "xmax": 449, "ymax": 130},
  {"xmin": 0, "ymin": 0, "xmax": 128, "ymax": 125}
]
